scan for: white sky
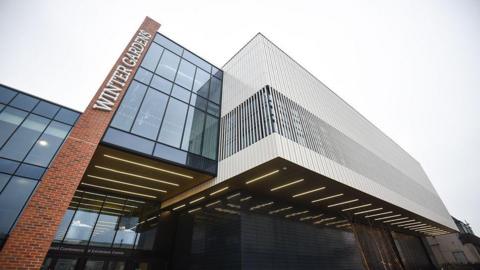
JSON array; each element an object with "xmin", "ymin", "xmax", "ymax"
[{"xmin": 0, "ymin": 0, "xmax": 479, "ymax": 234}]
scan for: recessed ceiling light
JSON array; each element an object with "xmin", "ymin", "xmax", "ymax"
[
  {"xmin": 95, "ymin": 166, "xmax": 179, "ymax": 187},
  {"xmin": 188, "ymin": 207, "xmax": 201, "ymax": 213},
  {"xmin": 209, "ymin": 186, "xmax": 229, "ymax": 196},
  {"xmin": 269, "ymin": 206, "xmax": 292, "ymax": 214},
  {"xmin": 271, "ymin": 179, "xmax": 304, "ymax": 191},
  {"xmin": 374, "ymin": 214, "xmax": 401, "ymax": 221},
  {"xmin": 365, "ymin": 211, "xmax": 393, "ymax": 218},
  {"xmin": 353, "ymin": 208, "xmax": 383, "ymax": 215},
  {"xmin": 327, "ymin": 199, "xmax": 359, "ymax": 208},
  {"xmin": 80, "ymin": 183, "xmax": 156, "ymax": 199},
  {"xmin": 383, "ymin": 217, "xmax": 409, "ymax": 223},
  {"xmin": 206, "ymin": 200, "xmax": 221, "ymax": 207},
  {"xmin": 311, "ymin": 193, "xmax": 344, "ymax": 203},
  {"xmin": 292, "ymin": 187, "xmax": 325, "ymax": 198},
  {"xmin": 342, "ymin": 204, "xmax": 372, "ymax": 212},
  {"xmin": 245, "ymin": 170, "xmax": 279, "ymax": 184},
  {"xmin": 87, "ymin": 175, "xmax": 167, "ymax": 193},
  {"xmin": 189, "ymin": 197, "xmax": 205, "ymax": 204},
  {"xmin": 173, "ymin": 204, "xmax": 186, "ymax": 211}
]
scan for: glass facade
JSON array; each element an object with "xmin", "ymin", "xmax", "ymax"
[
  {"xmin": 0, "ymin": 84, "xmax": 79, "ymax": 245},
  {"xmin": 104, "ymin": 33, "xmax": 222, "ymax": 175}
]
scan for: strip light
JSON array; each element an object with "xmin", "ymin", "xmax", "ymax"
[
  {"xmin": 336, "ymin": 223, "xmax": 351, "ymax": 228},
  {"xmin": 206, "ymin": 200, "xmax": 221, "ymax": 207},
  {"xmin": 81, "ymin": 183, "xmax": 156, "ymax": 199},
  {"xmin": 328, "ymin": 199, "xmax": 359, "ymax": 208},
  {"xmin": 300, "ymin": 214, "xmax": 323, "ymax": 221},
  {"xmin": 390, "ymin": 219, "xmax": 416, "ymax": 225},
  {"xmin": 250, "ymin": 202, "xmax": 274, "ymax": 211},
  {"xmin": 365, "ymin": 211, "xmax": 393, "ymax": 218},
  {"xmin": 269, "ymin": 206, "xmax": 292, "ymax": 214},
  {"xmin": 95, "ymin": 165, "xmax": 179, "ymax": 187},
  {"xmin": 245, "ymin": 170, "xmax": 279, "ymax": 184},
  {"xmin": 188, "ymin": 207, "xmax": 201, "ymax": 213},
  {"xmin": 311, "ymin": 193, "xmax": 344, "ymax": 203},
  {"xmin": 292, "ymin": 187, "xmax": 326, "ymax": 198},
  {"xmin": 383, "ymin": 217, "xmax": 409, "ymax": 223},
  {"xmin": 314, "ymin": 217, "xmax": 336, "ymax": 224},
  {"xmin": 210, "ymin": 186, "xmax": 229, "ymax": 196},
  {"xmin": 271, "ymin": 179, "xmax": 304, "ymax": 191},
  {"xmin": 342, "ymin": 204, "xmax": 372, "ymax": 212},
  {"xmin": 77, "ymin": 190, "xmax": 145, "ymax": 204},
  {"xmin": 354, "ymin": 208, "xmax": 383, "ymax": 215},
  {"xmin": 73, "ymin": 195, "xmax": 138, "ymax": 208},
  {"xmin": 326, "ymin": 220, "xmax": 348, "ymax": 226},
  {"xmin": 227, "ymin": 193, "xmax": 241, "ymax": 199},
  {"xmin": 373, "ymin": 214, "xmax": 401, "ymax": 220},
  {"xmin": 397, "ymin": 221, "xmax": 421, "ymax": 227},
  {"xmin": 173, "ymin": 204, "xmax": 186, "ymax": 211},
  {"xmin": 104, "ymin": 154, "xmax": 193, "ymax": 179},
  {"xmin": 189, "ymin": 197, "xmax": 205, "ymax": 204},
  {"xmin": 240, "ymin": 196, "xmax": 252, "ymax": 202},
  {"xmin": 71, "ymin": 201, "xmax": 127, "ymax": 212},
  {"xmin": 404, "ymin": 224, "xmax": 429, "ymax": 229},
  {"xmin": 87, "ymin": 175, "xmax": 167, "ymax": 193},
  {"xmin": 285, "ymin": 210, "xmax": 309, "ymax": 218}
]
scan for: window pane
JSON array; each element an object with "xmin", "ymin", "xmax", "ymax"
[
  {"xmin": 0, "ymin": 107, "xmax": 28, "ymax": 146},
  {"xmin": 84, "ymin": 260, "xmax": 105, "ymax": 270},
  {"xmin": 131, "ymin": 89, "xmax": 168, "ymax": 140},
  {"xmin": 171, "ymin": 85, "xmax": 191, "ymax": 103},
  {"xmin": 111, "ymin": 81, "xmax": 147, "ymax": 131},
  {"xmin": 0, "ymin": 86, "xmax": 17, "ymax": 104},
  {"xmin": 64, "ymin": 209, "xmax": 99, "ymax": 245},
  {"xmin": 154, "ymin": 34, "xmax": 183, "ymax": 55},
  {"xmin": 0, "ymin": 114, "xmax": 50, "ymax": 161},
  {"xmin": 9, "ymin": 93, "xmax": 39, "ymax": 111},
  {"xmin": 157, "ymin": 99, "xmax": 188, "ymax": 147},
  {"xmin": 107, "ymin": 261, "xmax": 126, "ymax": 270},
  {"xmin": 0, "ymin": 173, "xmax": 10, "ymax": 191},
  {"xmin": 155, "ymin": 50, "xmax": 180, "ymax": 81},
  {"xmin": 0, "ymin": 177, "xmax": 37, "ymax": 236},
  {"xmin": 24, "ymin": 121, "xmax": 70, "ymax": 167},
  {"xmin": 33, "ymin": 101, "xmax": 60, "ymax": 118},
  {"xmin": 54, "ymin": 108, "xmax": 79, "ymax": 125},
  {"xmin": 0, "ymin": 158, "xmax": 19, "ymax": 174},
  {"xmin": 193, "ymin": 68, "xmax": 210, "ymax": 98},
  {"xmin": 15, "ymin": 164, "xmax": 45, "ymax": 179},
  {"xmin": 181, "ymin": 107, "xmax": 205, "ymax": 155},
  {"xmin": 103, "ymin": 128, "xmax": 154, "ymax": 155},
  {"xmin": 54, "ymin": 259, "xmax": 78, "ymax": 270},
  {"xmin": 141, "ymin": 42, "xmax": 164, "ymax": 71},
  {"xmin": 189, "ymin": 94, "xmax": 208, "ymax": 111},
  {"xmin": 150, "ymin": 75, "xmax": 172, "ymax": 95},
  {"xmin": 207, "ymin": 102, "xmax": 220, "ymax": 117},
  {"xmin": 175, "ymin": 60, "xmax": 195, "ymax": 90},
  {"xmin": 54, "ymin": 209, "xmax": 75, "ymax": 241},
  {"xmin": 90, "ymin": 213, "xmax": 119, "ymax": 247},
  {"xmin": 134, "ymin": 68, "xmax": 153, "ymax": 85},
  {"xmin": 183, "ymin": 50, "xmax": 211, "ymax": 73},
  {"xmin": 113, "ymin": 216, "xmax": 138, "ymax": 248},
  {"xmin": 202, "ymin": 115, "xmax": 219, "ymax": 160},
  {"xmin": 209, "ymin": 77, "xmax": 222, "ymax": 104}
]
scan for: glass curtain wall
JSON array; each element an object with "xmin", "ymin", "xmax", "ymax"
[
  {"xmin": 0, "ymin": 85, "xmax": 80, "ymax": 246},
  {"xmin": 104, "ymin": 33, "xmax": 222, "ymax": 175}
]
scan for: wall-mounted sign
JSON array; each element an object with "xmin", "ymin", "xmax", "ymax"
[{"xmin": 93, "ymin": 29, "xmax": 152, "ymax": 111}]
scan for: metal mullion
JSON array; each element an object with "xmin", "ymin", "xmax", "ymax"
[{"xmin": 85, "ymin": 195, "xmax": 108, "ymax": 248}]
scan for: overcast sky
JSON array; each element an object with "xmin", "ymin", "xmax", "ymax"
[{"xmin": 0, "ymin": 0, "xmax": 479, "ymax": 233}]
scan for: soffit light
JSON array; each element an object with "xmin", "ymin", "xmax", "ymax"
[
  {"xmin": 300, "ymin": 214, "xmax": 323, "ymax": 221},
  {"xmin": 189, "ymin": 197, "xmax": 205, "ymax": 204},
  {"xmin": 87, "ymin": 175, "xmax": 167, "ymax": 193},
  {"xmin": 271, "ymin": 179, "xmax": 304, "ymax": 191},
  {"xmin": 373, "ymin": 214, "xmax": 400, "ymax": 220},
  {"xmin": 269, "ymin": 206, "xmax": 292, "ymax": 214},
  {"xmin": 342, "ymin": 204, "xmax": 372, "ymax": 212},
  {"xmin": 95, "ymin": 165, "xmax": 179, "ymax": 187},
  {"xmin": 292, "ymin": 187, "xmax": 325, "ymax": 198},
  {"xmin": 173, "ymin": 204, "xmax": 186, "ymax": 211},
  {"xmin": 285, "ymin": 210, "xmax": 309, "ymax": 218},
  {"xmin": 81, "ymin": 183, "xmax": 156, "ymax": 199},
  {"xmin": 364, "ymin": 211, "xmax": 393, "ymax": 218},
  {"xmin": 76, "ymin": 190, "xmax": 145, "ymax": 204},
  {"xmin": 250, "ymin": 202, "xmax": 274, "ymax": 211},
  {"xmin": 245, "ymin": 170, "xmax": 280, "ymax": 184},
  {"xmin": 209, "ymin": 186, "xmax": 229, "ymax": 196},
  {"xmin": 397, "ymin": 221, "xmax": 422, "ymax": 227},
  {"xmin": 188, "ymin": 207, "xmax": 201, "ymax": 213},
  {"xmin": 353, "ymin": 207, "xmax": 383, "ymax": 215},
  {"xmin": 73, "ymin": 195, "xmax": 138, "ymax": 208},
  {"xmin": 327, "ymin": 199, "xmax": 359, "ymax": 208},
  {"xmin": 206, "ymin": 200, "xmax": 221, "ymax": 207},
  {"xmin": 104, "ymin": 154, "xmax": 193, "ymax": 179},
  {"xmin": 336, "ymin": 223, "xmax": 351, "ymax": 228},
  {"xmin": 311, "ymin": 193, "xmax": 344, "ymax": 203},
  {"xmin": 383, "ymin": 217, "xmax": 409, "ymax": 223},
  {"xmin": 390, "ymin": 219, "xmax": 416, "ymax": 225},
  {"xmin": 314, "ymin": 217, "xmax": 336, "ymax": 224},
  {"xmin": 326, "ymin": 220, "xmax": 348, "ymax": 226},
  {"xmin": 227, "ymin": 193, "xmax": 241, "ymax": 199}
]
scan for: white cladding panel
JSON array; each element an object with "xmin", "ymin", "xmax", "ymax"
[{"xmin": 220, "ymin": 34, "xmax": 455, "ymax": 230}]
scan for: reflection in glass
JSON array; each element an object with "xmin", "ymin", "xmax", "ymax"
[
  {"xmin": 84, "ymin": 260, "xmax": 105, "ymax": 270},
  {"xmin": 90, "ymin": 213, "xmax": 119, "ymax": 247},
  {"xmin": 54, "ymin": 209, "xmax": 75, "ymax": 242},
  {"xmin": 24, "ymin": 121, "xmax": 70, "ymax": 167},
  {"xmin": 209, "ymin": 77, "xmax": 222, "ymax": 104},
  {"xmin": 131, "ymin": 89, "xmax": 168, "ymax": 140},
  {"xmin": 0, "ymin": 114, "xmax": 49, "ymax": 161},
  {"xmin": 54, "ymin": 258, "xmax": 77, "ymax": 270},
  {"xmin": 157, "ymin": 99, "xmax": 188, "ymax": 147},
  {"xmin": 181, "ymin": 107, "xmax": 205, "ymax": 155},
  {"xmin": 189, "ymin": 94, "xmax": 208, "ymax": 111},
  {"xmin": 175, "ymin": 60, "xmax": 196, "ymax": 90},
  {"xmin": 171, "ymin": 85, "xmax": 191, "ymax": 103},
  {"xmin": 0, "ymin": 107, "xmax": 28, "ymax": 146},
  {"xmin": 107, "ymin": 261, "xmax": 126, "ymax": 270},
  {"xmin": 64, "ymin": 209, "xmax": 99, "ymax": 245},
  {"xmin": 113, "ymin": 216, "xmax": 138, "ymax": 248},
  {"xmin": 134, "ymin": 68, "xmax": 153, "ymax": 85},
  {"xmin": 141, "ymin": 42, "xmax": 164, "ymax": 72},
  {"xmin": 202, "ymin": 115, "xmax": 219, "ymax": 160},
  {"xmin": 155, "ymin": 50, "xmax": 180, "ymax": 81},
  {"xmin": 193, "ymin": 68, "xmax": 210, "ymax": 98},
  {"xmin": 111, "ymin": 81, "xmax": 147, "ymax": 132},
  {"xmin": 150, "ymin": 75, "xmax": 172, "ymax": 95},
  {"xmin": 0, "ymin": 177, "xmax": 37, "ymax": 237},
  {"xmin": 207, "ymin": 102, "xmax": 220, "ymax": 117}
]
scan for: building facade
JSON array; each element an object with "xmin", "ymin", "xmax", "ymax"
[{"xmin": 0, "ymin": 17, "xmax": 459, "ymax": 270}]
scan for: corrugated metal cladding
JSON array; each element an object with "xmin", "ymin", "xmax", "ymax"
[{"xmin": 219, "ymin": 33, "xmax": 456, "ymax": 230}]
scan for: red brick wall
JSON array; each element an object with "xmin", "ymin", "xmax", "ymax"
[{"xmin": 0, "ymin": 17, "xmax": 160, "ymax": 270}]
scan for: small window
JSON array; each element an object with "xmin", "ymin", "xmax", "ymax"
[
  {"xmin": 141, "ymin": 42, "xmax": 164, "ymax": 71},
  {"xmin": 9, "ymin": 93, "xmax": 39, "ymax": 111},
  {"xmin": 175, "ymin": 60, "xmax": 196, "ymax": 90},
  {"xmin": 155, "ymin": 50, "xmax": 180, "ymax": 81}
]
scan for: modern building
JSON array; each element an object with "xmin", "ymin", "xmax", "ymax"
[{"xmin": 0, "ymin": 17, "xmax": 460, "ymax": 270}]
